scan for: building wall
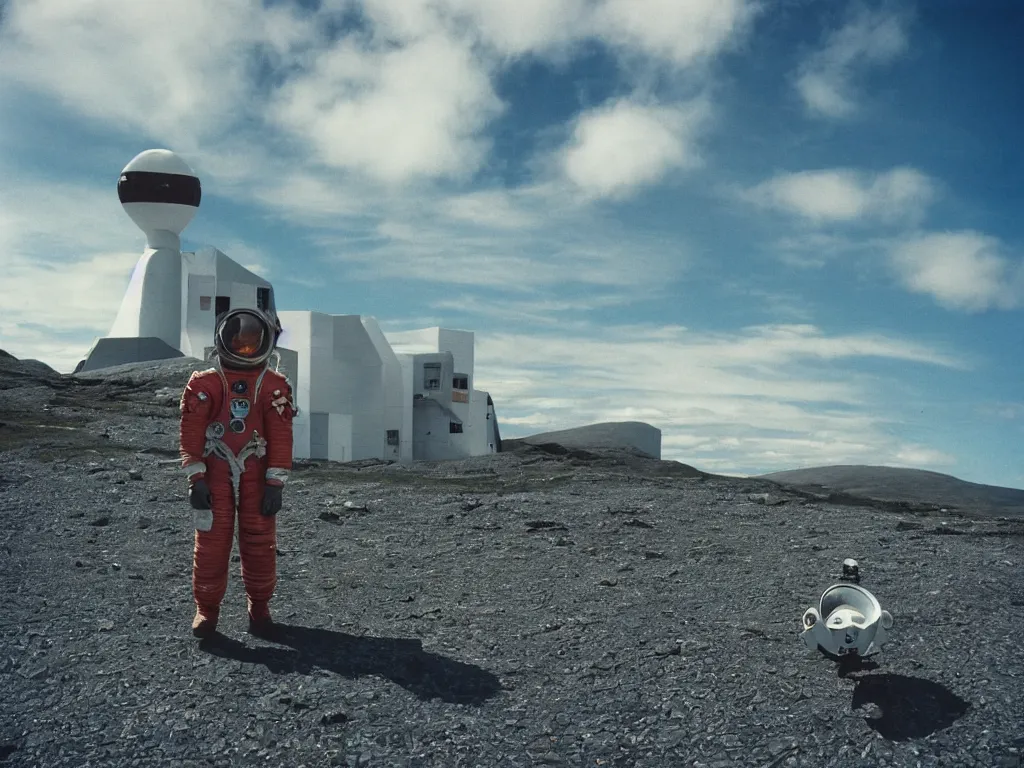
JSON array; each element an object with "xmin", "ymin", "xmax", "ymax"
[
  {"xmin": 438, "ymin": 329, "xmax": 475, "ymax": 390},
  {"xmin": 180, "ymin": 247, "xmax": 274, "ymax": 359},
  {"xmin": 108, "ymin": 247, "xmax": 182, "ymax": 349},
  {"xmin": 362, "ymin": 317, "xmax": 409, "ymax": 462},
  {"xmin": 332, "ymin": 315, "xmax": 385, "ymax": 461},
  {"xmin": 412, "ymin": 399, "xmax": 462, "ymax": 461},
  {"xmin": 277, "ymin": 311, "xmax": 392, "ymax": 462},
  {"xmin": 274, "ymin": 314, "xmax": 497, "ymax": 464}
]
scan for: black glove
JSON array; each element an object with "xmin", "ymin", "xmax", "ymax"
[
  {"xmin": 262, "ymin": 484, "xmax": 283, "ymax": 517},
  {"xmin": 189, "ymin": 478, "xmax": 212, "ymax": 510}
]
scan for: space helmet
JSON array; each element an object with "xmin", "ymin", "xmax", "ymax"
[
  {"xmin": 214, "ymin": 308, "xmax": 280, "ymax": 370},
  {"xmin": 800, "ymin": 581, "xmax": 893, "ymax": 658}
]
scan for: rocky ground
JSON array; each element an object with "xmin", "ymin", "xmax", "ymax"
[{"xmin": 1, "ymin": 352, "xmax": 1022, "ymax": 767}]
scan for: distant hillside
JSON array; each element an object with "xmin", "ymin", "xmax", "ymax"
[
  {"xmin": 759, "ymin": 464, "xmax": 1024, "ymax": 519},
  {"xmin": 502, "ymin": 421, "xmax": 662, "ymax": 460},
  {"xmin": 0, "ymin": 349, "xmax": 62, "ymax": 388}
]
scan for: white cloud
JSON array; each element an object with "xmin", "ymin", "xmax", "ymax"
[
  {"xmin": 978, "ymin": 403, "xmax": 1024, "ymax": 421},
  {"xmin": 442, "ymin": 190, "xmax": 542, "ymax": 230},
  {"xmin": 473, "ymin": 323, "xmax": 967, "ymax": 475},
  {"xmin": 439, "ymin": 0, "xmax": 589, "ymax": 57},
  {"xmin": 320, "ymin": 212, "xmax": 688, "ymax": 292},
  {"xmin": 0, "ymin": 0, "xmax": 311, "ymax": 149},
  {"xmin": 890, "ymin": 231, "xmax": 1024, "ymax": 312},
  {"xmin": 795, "ymin": 8, "xmax": 909, "ymax": 118},
  {"xmin": 590, "ymin": 0, "xmax": 760, "ymax": 67},
  {"xmin": 560, "ymin": 98, "xmax": 709, "ymax": 199},
  {"xmin": 430, "ymin": 293, "xmax": 633, "ymax": 328},
  {"xmin": 267, "ymin": 33, "xmax": 504, "ymax": 184},
  {"xmin": 893, "ymin": 446, "xmax": 958, "ymax": 467},
  {"xmin": 742, "ymin": 167, "xmax": 935, "ymax": 223},
  {"xmin": 0, "ymin": 0, "xmax": 757, "ymax": 197},
  {"xmin": 0, "ymin": 174, "xmax": 141, "ymax": 364}
]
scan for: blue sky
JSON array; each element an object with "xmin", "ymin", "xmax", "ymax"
[{"xmin": 1, "ymin": 0, "xmax": 1022, "ymax": 488}]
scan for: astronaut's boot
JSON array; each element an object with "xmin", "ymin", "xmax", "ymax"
[
  {"xmin": 192, "ymin": 605, "xmax": 219, "ymax": 638},
  {"xmin": 247, "ymin": 599, "xmax": 275, "ymax": 638}
]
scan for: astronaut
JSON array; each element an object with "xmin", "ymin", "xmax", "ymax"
[{"xmin": 179, "ymin": 308, "xmax": 296, "ymax": 638}]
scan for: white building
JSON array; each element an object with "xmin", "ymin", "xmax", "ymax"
[
  {"xmin": 277, "ymin": 313, "xmax": 501, "ymax": 462},
  {"xmin": 82, "ymin": 148, "xmax": 501, "ymax": 463},
  {"xmin": 386, "ymin": 328, "xmax": 501, "ymax": 461}
]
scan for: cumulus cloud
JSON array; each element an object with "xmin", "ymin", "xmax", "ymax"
[
  {"xmin": 267, "ymin": 34, "xmax": 505, "ymax": 184},
  {"xmin": 890, "ymin": 231, "xmax": 1024, "ymax": 312},
  {"xmin": 742, "ymin": 167, "xmax": 936, "ymax": 223},
  {"xmin": 560, "ymin": 98, "xmax": 710, "ymax": 199},
  {"xmin": 0, "ymin": 0, "xmax": 311, "ymax": 149},
  {"xmin": 0, "ymin": 0, "xmax": 758, "ymax": 193},
  {"xmin": 795, "ymin": 7, "xmax": 909, "ymax": 118},
  {"xmin": 435, "ymin": 0, "xmax": 589, "ymax": 57},
  {"xmin": 590, "ymin": 0, "xmax": 760, "ymax": 67}
]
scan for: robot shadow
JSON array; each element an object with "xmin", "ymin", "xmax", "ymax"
[
  {"xmin": 833, "ymin": 658, "xmax": 972, "ymax": 741},
  {"xmin": 199, "ymin": 623, "xmax": 502, "ymax": 705}
]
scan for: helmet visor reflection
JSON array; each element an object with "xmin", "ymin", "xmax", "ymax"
[{"xmin": 218, "ymin": 312, "xmax": 267, "ymax": 358}]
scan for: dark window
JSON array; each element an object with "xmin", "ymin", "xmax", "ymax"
[
  {"xmin": 215, "ymin": 296, "xmax": 231, "ymax": 316},
  {"xmin": 449, "ymin": 422, "xmax": 463, "ymax": 434},
  {"xmin": 386, "ymin": 430, "xmax": 399, "ymax": 446},
  {"xmin": 453, "ymin": 375, "xmax": 468, "ymax": 390},
  {"xmin": 423, "ymin": 362, "xmax": 441, "ymax": 390},
  {"xmin": 199, "ymin": 296, "xmax": 212, "ymax": 311},
  {"xmin": 257, "ymin": 287, "xmax": 271, "ymax": 311},
  {"xmin": 117, "ymin": 171, "xmax": 201, "ymax": 207}
]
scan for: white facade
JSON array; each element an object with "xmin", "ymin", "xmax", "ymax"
[
  {"xmin": 84, "ymin": 244, "xmax": 279, "ymax": 373},
  {"xmin": 388, "ymin": 328, "xmax": 500, "ymax": 461},
  {"xmin": 109, "ymin": 245, "xmax": 274, "ymax": 358},
  {"xmin": 275, "ymin": 314, "xmax": 499, "ymax": 462},
  {"xmin": 179, "ymin": 247, "xmax": 275, "ymax": 358}
]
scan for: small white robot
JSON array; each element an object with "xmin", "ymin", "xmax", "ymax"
[{"xmin": 800, "ymin": 559, "xmax": 894, "ymax": 659}]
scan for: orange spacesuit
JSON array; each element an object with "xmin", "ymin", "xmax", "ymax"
[{"xmin": 179, "ymin": 308, "xmax": 296, "ymax": 638}]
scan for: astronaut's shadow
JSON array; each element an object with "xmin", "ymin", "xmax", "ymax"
[
  {"xmin": 199, "ymin": 623, "xmax": 502, "ymax": 705},
  {"xmin": 830, "ymin": 656, "xmax": 971, "ymax": 741}
]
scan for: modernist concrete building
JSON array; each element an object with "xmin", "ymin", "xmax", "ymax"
[
  {"xmin": 276, "ymin": 313, "xmax": 501, "ymax": 462},
  {"xmin": 386, "ymin": 328, "xmax": 501, "ymax": 461},
  {"xmin": 80, "ymin": 148, "xmax": 501, "ymax": 463}
]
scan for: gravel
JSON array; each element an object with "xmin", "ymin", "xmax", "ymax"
[{"xmin": 1, "ymin": 355, "xmax": 1022, "ymax": 767}]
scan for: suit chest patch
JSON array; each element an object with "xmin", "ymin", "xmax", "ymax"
[{"xmin": 230, "ymin": 398, "xmax": 251, "ymax": 419}]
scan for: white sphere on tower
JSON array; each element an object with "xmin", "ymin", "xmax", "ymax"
[{"xmin": 117, "ymin": 149, "xmax": 201, "ymax": 248}]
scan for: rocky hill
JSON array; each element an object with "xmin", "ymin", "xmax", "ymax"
[
  {"xmin": 760, "ymin": 465, "xmax": 1024, "ymax": 520},
  {"xmin": 0, "ymin": 352, "xmax": 1021, "ymax": 767},
  {"xmin": 503, "ymin": 422, "xmax": 662, "ymax": 460}
]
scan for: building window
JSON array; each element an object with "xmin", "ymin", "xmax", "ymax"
[
  {"xmin": 386, "ymin": 430, "xmax": 399, "ymax": 446},
  {"xmin": 257, "ymin": 287, "xmax": 271, "ymax": 311},
  {"xmin": 453, "ymin": 375, "xmax": 468, "ymax": 390},
  {"xmin": 199, "ymin": 296, "xmax": 212, "ymax": 311},
  {"xmin": 449, "ymin": 422, "xmax": 463, "ymax": 434},
  {"xmin": 215, "ymin": 296, "xmax": 231, "ymax": 317},
  {"xmin": 423, "ymin": 362, "xmax": 441, "ymax": 390}
]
